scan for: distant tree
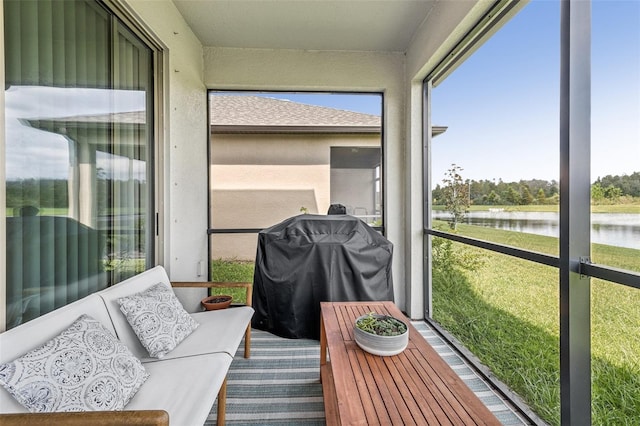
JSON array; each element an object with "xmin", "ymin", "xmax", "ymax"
[
  {"xmin": 591, "ymin": 182, "xmax": 605, "ymax": 202},
  {"xmin": 484, "ymin": 190, "xmax": 501, "ymax": 205},
  {"xmin": 604, "ymin": 185, "xmax": 622, "ymax": 201},
  {"xmin": 536, "ymin": 188, "xmax": 546, "ymax": 204},
  {"xmin": 442, "ymin": 164, "xmax": 469, "ymax": 230},
  {"xmin": 520, "ymin": 185, "xmax": 534, "ymax": 205},
  {"xmin": 431, "ymin": 184, "xmax": 444, "ymax": 204},
  {"xmin": 595, "ymin": 172, "xmax": 640, "ymax": 197},
  {"xmin": 505, "ymin": 186, "xmax": 521, "ymax": 205}
]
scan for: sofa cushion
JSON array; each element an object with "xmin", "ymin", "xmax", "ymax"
[
  {"xmin": 128, "ymin": 353, "xmax": 232, "ymax": 426},
  {"xmin": 173, "ymin": 307, "xmax": 255, "ymax": 358},
  {"xmin": 117, "ymin": 283, "xmax": 199, "ymax": 359},
  {"xmin": 0, "ymin": 315, "xmax": 148, "ymax": 413}
]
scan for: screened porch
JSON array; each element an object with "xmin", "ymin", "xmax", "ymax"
[{"xmin": 2, "ymin": 1, "xmax": 639, "ymax": 425}]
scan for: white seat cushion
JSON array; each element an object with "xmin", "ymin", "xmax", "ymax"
[
  {"xmin": 161, "ymin": 306, "xmax": 254, "ymax": 360},
  {"xmin": 128, "ymin": 353, "xmax": 232, "ymax": 425}
]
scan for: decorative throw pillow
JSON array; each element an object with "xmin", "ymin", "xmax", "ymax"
[
  {"xmin": 117, "ymin": 283, "xmax": 199, "ymax": 359},
  {"xmin": 0, "ymin": 314, "xmax": 148, "ymax": 412}
]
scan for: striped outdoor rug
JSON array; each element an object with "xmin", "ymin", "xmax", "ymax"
[{"xmin": 206, "ymin": 324, "xmax": 531, "ymax": 425}]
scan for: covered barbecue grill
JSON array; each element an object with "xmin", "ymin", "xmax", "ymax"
[{"xmin": 251, "ymin": 214, "xmax": 394, "ymax": 339}]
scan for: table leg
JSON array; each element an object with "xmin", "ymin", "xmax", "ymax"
[{"xmin": 320, "ymin": 314, "xmax": 327, "ymax": 371}]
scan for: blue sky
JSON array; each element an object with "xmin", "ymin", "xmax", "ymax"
[
  {"xmin": 431, "ymin": 0, "xmax": 639, "ymax": 183},
  {"xmin": 245, "ymin": 0, "xmax": 639, "ymax": 185}
]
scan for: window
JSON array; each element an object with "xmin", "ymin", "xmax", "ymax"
[{"xmin": 4, "ymin": 0, "xmax": 156, "ymax": 329}]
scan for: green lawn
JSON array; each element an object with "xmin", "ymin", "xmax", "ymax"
[
  {"xmin": 433, "ymin": 222, "xmax": 640, "ymax": 425},
  {"xmin": 209, "ymin": 259, "xmax": 255, "ymax": 303}
]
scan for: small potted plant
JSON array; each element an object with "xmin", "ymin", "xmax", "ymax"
[
  {"xmin": 354, "ymin": 312, "xmax": 409, "ymax": 356},
  {"xmin": 201, "ymin": 295, "xmax": 233, "ymax": 310}
]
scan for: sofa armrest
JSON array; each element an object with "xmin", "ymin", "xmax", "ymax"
[
  {"xmin": 0, "ymin": 410, "xmax": 169, "ymax": 426},
  {"xmin": 170, "ymin": 281, "xmax": 252, "ymax": 306},
  {"xmin": 171, "ymin": 281, "xmax": 253, "ymax": 358}
]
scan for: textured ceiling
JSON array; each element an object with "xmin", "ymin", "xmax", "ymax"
[{"xmin": 171, "ymin": 0, "xmax": 436, "ymax": 52}]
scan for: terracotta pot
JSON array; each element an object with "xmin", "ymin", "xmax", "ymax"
[{"xmin": 201, "ymin": 295, "xmax": 233, "ymax": 311}]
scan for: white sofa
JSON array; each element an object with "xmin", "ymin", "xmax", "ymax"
[{"xmin": 0, "ymin": 266, "xmax": 254, "ymax": 425}]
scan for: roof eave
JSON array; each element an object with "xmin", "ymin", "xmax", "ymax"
[
  {"xmin": 211, "ymin": 125, "xmax": 381, "ymax": 134},
  {"xmin": 211, "ymin": 125, "xmax": 448, "ymax": 136}
]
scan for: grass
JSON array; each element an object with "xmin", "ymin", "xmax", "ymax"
[
  {"xmin": 434, "ymin": 219, "xmax": 640, "ymax": 274},
  {"xmin": 208, "ymin": 258, "xmax": 255, "ymax": 303},
  {"xmin": 433, "ymin": 222, "xmax": 640, "ymax": 425}
]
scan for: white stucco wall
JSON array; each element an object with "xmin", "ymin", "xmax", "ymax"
[
  {"xmin": 204, "ymin": 47, "xmax": 409, "ymax": 309},
  {"xmin": 123, "ymin": 0, "xmax": 208, "ymax": 281},
  {"xmin": 210, "ymin": 132, "xmax": 381, "ymax": 260}
]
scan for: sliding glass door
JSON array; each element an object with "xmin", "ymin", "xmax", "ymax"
[{"xmin": 4, "ymin": 0, "xmax": 155, "ymax": 329}]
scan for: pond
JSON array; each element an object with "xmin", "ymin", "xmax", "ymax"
[{"xmin": 432, "ymin": 210, "xmax": 640, "ymax": 250}]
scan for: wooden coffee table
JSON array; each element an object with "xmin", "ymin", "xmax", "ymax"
[{"xmin": 320, "ymin": 301, "xmax": 501, "ymax": 425}]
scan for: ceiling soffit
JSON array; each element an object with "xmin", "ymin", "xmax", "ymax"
[{"xmin": 172, "ymin": 0, "xmax": 437, "ymax": 52}]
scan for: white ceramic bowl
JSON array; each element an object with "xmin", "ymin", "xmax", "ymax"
[{"xmin": 354, "ymin": 314, "xmax": 409, "ymax": 356}]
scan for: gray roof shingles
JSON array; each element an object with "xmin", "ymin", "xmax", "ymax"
[{"xmin": 210, "ymin": 95, "xmax": 380, "ymax": 128}]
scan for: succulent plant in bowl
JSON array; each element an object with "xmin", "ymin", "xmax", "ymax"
[
  {"xmin": 356, "ymin": 312, "xmax": 407, "ymax": 336},
  {"xmin": 354, "ymin": 312, "xmax": 409, "ymax": 356}
]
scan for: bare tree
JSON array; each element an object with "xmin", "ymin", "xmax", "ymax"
[{"xmin": 442, "ymin": 164, "xmax": 469, "ymax": 230}]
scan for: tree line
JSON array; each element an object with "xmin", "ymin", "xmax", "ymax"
[
  {"xmin": 433, "ymin": 171, "xmax": 640, "ymax": 206},
  {"xmin": 6, "ymin": 178, "xmax": 146, "ymax": 215}
]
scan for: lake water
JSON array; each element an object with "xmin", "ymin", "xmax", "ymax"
[{"xmin": 432, "ymin": 211, "xmax": 640, "ymax": 250}]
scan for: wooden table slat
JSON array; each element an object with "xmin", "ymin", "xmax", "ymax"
[
  {"xmin": 322, "ymin": 304, "xmax": 368, "ymax": 423},
  {"xmin": 395, "ymin": 353, "xmax": 454, "ymax": 426},
  {"xmin": 382, "ymin": 355, "xmax": 429, "ymax": 425},
  {"xmin": 407, "ymin": 347, "xmax": 490, "ymax": 424},
  {"xmin": 350, "ymin": 350, "xmax": 390, "ymax": 425},
  {"xmin": 369, "ymin": 354, "xmax": 406, "ymax": 425},
  {"xmin": 405, "ymin": 349, "xmax": 471, "ymax": 424},
  {"xmin": 372, "ymin": 355, "xmax": 416, "ymax": 426}
]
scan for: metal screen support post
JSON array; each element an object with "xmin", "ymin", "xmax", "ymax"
[
  {"xmin": 559, "ymin": 1, "xmax": 592, "ymax": 424},
  {"xmin": 423, "ymin": 81, "xmax": 434, "ymax": 319}
]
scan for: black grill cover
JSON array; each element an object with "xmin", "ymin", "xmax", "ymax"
[{"xmin": 252, "ymin": 214, "xmax": 394, "ymax": 339}]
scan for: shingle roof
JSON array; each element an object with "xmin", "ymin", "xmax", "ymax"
[{"xmin": 210, "ymin": 95, "xmax": 380, "ymax": 132}]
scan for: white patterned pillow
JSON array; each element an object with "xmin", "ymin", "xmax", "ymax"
[
  {"xmin": 0, "ymin": 315, "xmax": 148, "ymax": 412},
  {"xmin": 117, "ymin": 283, "xmax": 199, "ymax": 359}
]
